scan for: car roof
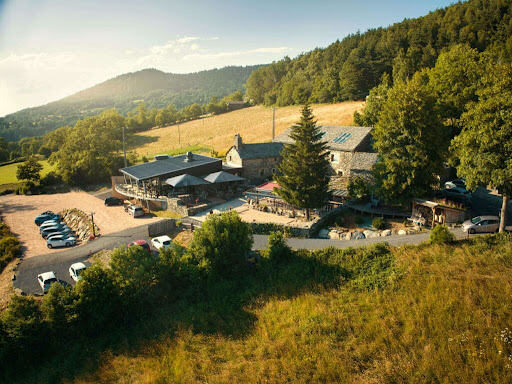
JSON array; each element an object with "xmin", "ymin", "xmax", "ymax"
[
  {"xmin": 131, "ymin": 239, "xmax": 148, "ymax": 245},
  {"xmin": 474, "ymin": 215, "xmax": 500, "ymax": 220},
  {"xmin": 450, "ymin": 187, "xmax": 469, "ymax": 192},
  {"xmin": 48, "ymin": 235, "xmax": 64, "ymax": 239},
  {"xmin": 153, "ymin": 235, "xmax": 172, "ymax": 242},
  {"xmin": 70, "ymin": 262, "xmax": 87, "ymax": 270},
  {"xmin": 38, "ymin": 271, "xmax": 56, "ymax": 280}
]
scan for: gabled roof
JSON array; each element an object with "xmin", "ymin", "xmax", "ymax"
[
  {"xmin": 234, "ymin": 142, "xmax": 284, "ymax": 160},
  {"xmin": 120, "ymin": 153, "xmax": 220, "ymax": 181},
  {"xmin": 274, "ymin": 125, "xmax": 372, "ymax": 152},
  {"xmin": 350, "ymin": 152, "xmax": 379, "ymax": 171}
]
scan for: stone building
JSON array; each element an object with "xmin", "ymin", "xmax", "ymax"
[
  {"xmin": 225, "ymin": 134, "xmax": 284, "ymax": 184},
  {"xmin": 273, "ymin": 125, "xmax": 378, "ymax": 190},
  {"xmin": 225, "ymin": 126, "xmax": 378, "ymax": 188}
]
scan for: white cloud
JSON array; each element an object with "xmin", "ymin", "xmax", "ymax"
[
  {"xmin": 176, "ymin": 36, "xmax": 200, "ymax": 43},
  {"xmin": 182, "ymin": 46, "xmax": 292, "ymax": 60}
]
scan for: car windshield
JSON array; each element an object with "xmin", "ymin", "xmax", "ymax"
[
  {"xmin": 471, "ymin": 217, "xmax": 482, "ymax": 224},
  {"xmin": 163, "ymin": 241, "xmax": 171, "ymax": 246},
  {"xmin": 76, "ymin": 268, "xmax": 85, "ymax": 276},
  {"xmin": 45, "ymin": 278, "xmax": 58, "ymax": 285}
]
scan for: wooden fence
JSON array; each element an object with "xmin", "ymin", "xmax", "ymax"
[{"xmin": 148, "ymin": 219, "xmax": 177, "ymax": 237}]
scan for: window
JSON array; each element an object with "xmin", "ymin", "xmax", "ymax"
[
  {"xmin": 260, "ymin": 169, "xmax": 265, "ymax": 176},
  {"xmin": 337, "ymin": 170, "xmax": 344, "ymax": 176},
  {"xmin": 229, "ymin": 156, "xmax": 232, "ymax": 162},
  {"xmin": 330, "ymin": 153, "xmax": 339, "ymax": 163}
]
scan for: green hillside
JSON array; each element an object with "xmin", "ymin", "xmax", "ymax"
[
  {"xmin": 0, "ymin": 65, "xmax": 261, "ymax": 141},
  {"xmin": 246, "ymin": 0, "xmax": 512, "ymax": 106}
]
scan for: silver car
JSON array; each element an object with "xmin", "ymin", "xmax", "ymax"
[
  {"xmin": 127, "ymin": 205, "xmax": 145, "ymax": 217},
  {"xmin": 463, "ymin": 215, "xmax": 500, "ymax": 234}
]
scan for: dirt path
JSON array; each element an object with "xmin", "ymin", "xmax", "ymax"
[{"xmin": 0, "ymin": 192, "xmax": 162, "ymax": 258}]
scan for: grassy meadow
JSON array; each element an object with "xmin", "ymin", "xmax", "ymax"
[
  {"xmin": 15, "ymin": 234, "xmax": 512, "ymax": 384},
  {"xmin": 131, "ymin": 101, "xmax": 364, "ymax": 157},
  {"xmin": 0, "ymin": 159, "xmax": 57, "ymax": 190}
]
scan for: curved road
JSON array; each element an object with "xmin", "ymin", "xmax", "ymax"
[{"xmin": 14, "ymin": 225, "xmax": 468, "ymax": 295}]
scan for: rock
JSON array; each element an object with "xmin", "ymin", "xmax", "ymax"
[
  {"xmin": 364, "ymin": 230, "xmax": 380, "ymax": 238},
  {"xmin": 344, "ymin": 232, "xmax": 352, "ymax": 240},
  {"xmin": 381, "ymin": 229, "xmax": 392, "ymax": 237},
  {"xmin": 398, "ymin": 229, "xmax": 407, "ymax": 236},
  {"xmin": 318, "ymin": 229, "xmax": 330, "ymax": 239},
  {"xmin": 413, "ymin": 225, "xmax": 421, "ymax": 231},
  {"xmin": 328, "ymin": 231, "xmax": 340, "ymax": 240},
  {"xmin": 407, "ymin": 229, "xmax": 417, "ymax": 235},
  {"xmin": 351, "ymin": 231, "xmax": 365, "ymax": 240}
]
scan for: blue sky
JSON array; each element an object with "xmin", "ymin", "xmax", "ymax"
[{"xmin": 0, "ymin": 0, "xmax": 456, "ymax": 116}]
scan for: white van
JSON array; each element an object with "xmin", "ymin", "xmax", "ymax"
[{"xmin": 127, "ymin": 205, "xmax": 145, "ymax": 217}]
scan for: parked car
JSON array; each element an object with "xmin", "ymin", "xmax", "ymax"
[
  {"xmin": 441, "ymin": 187, "xmax": 472, "ymax": 200},
  {"xmin": 151, "ymin": 235, "xmax": 174, "ymax": 251},
  {"xmin": 39, "ymin": 220, "xmax": 66, "ymax": 233},
  {"xmin": 41, "ymin": 225, "xmax": 71, "ymax": 239},
  {"xmin": 445, "ymin": 178, "xmax": 466, "ymax": 189},
  {"xmin": 128, "ymin": 240, "xmax": 151, "ymax": 254},
  {"xmin": 69, "ymin": 262, "xmax": 87, "ymax": 282},
  {"xmin": 35, "ymin": 213, "xmax": 60, "ymax": 226},
  {"xmin": 105, "ymin": 197, "xmax": 124, "ymax": 206},
  {"xmin": 46, "ymin": 228, "xmax": 72, "ymax": 240},
  {"xmin": 37, "ymin": 271, "xmax": 59, "ymax": 294},
  {"xmin": 127, "ymin": 205, "xmax": 145, "ymax": 217},
  {"xmin": 463, "ymin": 215, "xmax": 500, "ymax": 234},
  {"xmin": 47, "ymin": 235, "xmax": 76, "ymax": 248}
]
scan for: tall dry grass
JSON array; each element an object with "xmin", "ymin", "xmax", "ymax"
[
  {"xmin": 132, "ymin": 101, "xmax": 364, "ymax": 157},
  {"xmin": 70, "ymin": 235, "xmax": 512, "ymax": 384}
]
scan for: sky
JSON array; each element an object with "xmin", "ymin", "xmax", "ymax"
[{"xmin": 0, "ymin": 0, "xmax": 456, "ymax": 116}]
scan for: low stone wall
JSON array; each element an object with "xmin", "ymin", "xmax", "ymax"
[
  {"xmin": 60, "ymin": 208, "xmax": 100, "ymax": 240},
  {"xmin": 318, "ymin": 226, "xmax": 423, "ymax": 241}
]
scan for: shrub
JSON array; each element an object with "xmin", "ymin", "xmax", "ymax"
[
  {"xmin": 372, "ymin": 217, "xmax": 386, "ymax": 230},
  {"xmin": 0, "ymin": 236, "xmax": 20, "ymax": 272},
  {"xmin": 40, "ymin": 171, "xmax": 62, "ymax": 187},
  {"xmin": 429, "ymin": 224, "xmax": 455, "ymax": 245},
  {"xmin": 188, "ymin": 211, "xmax": 253, "ymax": 277},
  {"xmin": 41, "ymin": 284, "xmax": 77, "ymax": 336},
  {"xmin": 348, "ymin": 177, "xmax": 370, "ymax": 202},
  {"xmin": 141, "ymin": 156, "xmax": 149, "ymax": 163},
  {"xmin": 355, "ymin": 216, "xmax": 364, "ymax": 225},
  {"xmin": 265, "ymin": 231, "xmax": 292, "ymax": 263}
]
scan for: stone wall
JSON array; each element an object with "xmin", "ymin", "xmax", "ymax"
[
  {"xmin": 241, "ymin": 157, "xmax": 281, "ymax": 184},
  {"xmin": 60, "ymin": 208, "xmax": 100, "ymax": 240},
  {"xmin": 327, "ymin": 150, "xmax": 354, "ymax": 178}
]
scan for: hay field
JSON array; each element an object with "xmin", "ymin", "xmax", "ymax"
[{"xmin": 133, "ymin": 101, "xmax": 364, "ymax": 157}]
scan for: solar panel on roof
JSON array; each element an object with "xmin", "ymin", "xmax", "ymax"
[{"xmin": 332, "ymin": 132, "xmax": 352, "ymax": 144}]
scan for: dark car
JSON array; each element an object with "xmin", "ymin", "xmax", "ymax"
[
  {"xmin": 35, "ymin": 213, "xmax": 60, "ymax": 226},
  {"xmin": 105, "ymin": 197, "xmax": 124, "ymax": 206},
  {"xmin": 128, "ymin": 240, "xmax": 152, "ymax": 254}
]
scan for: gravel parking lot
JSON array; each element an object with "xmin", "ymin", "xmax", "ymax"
[{"xmin": 0, "ymin": 191, "xmax": 162, "ymax": 258}]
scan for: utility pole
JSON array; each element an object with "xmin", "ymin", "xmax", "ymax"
[
  {"xmin": 272, "ymin": 107, "xmax": 276, "ymax": 140},
  {"xmin": 122, "ymin": 126, "xmax": 127, "ymax": 168},
  {"xmin": 90, "ymin": 212, "xmax": 96, "ymax": 239}
]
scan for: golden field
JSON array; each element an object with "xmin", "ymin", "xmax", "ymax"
[{"xmin": 132, "ymin": 101, "xmax": 364, "ymax": 157}]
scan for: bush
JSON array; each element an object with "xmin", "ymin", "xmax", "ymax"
[
  {"xmin": 188, "ymin": 211, "xmax": 253, "ymax": 277},
  {"xmin": 0, "ymin": 236, "xmax": 20, "ymax": 272},
  {"xmin": 348, "ymin": 177, "xmax": 370, "ymax": 202},
  {"xmin": 355, "ymin": 216, "xmax": 364, "ymax": 225},
  {"xmin": 17, "ymin": 181, "xmax": 37, "ymax": 195},
  {"xmin": 429, "ymin": 224, "xmax": 455, "ymax": 245},
  {"xmin": 40, "ymin": 171, "xmax": 62, "ymax": 187},
  {"xmin": 265, "ymin": 231, "xmax": 292, "ymax": 263},
  {"xmin": 372, "ymin": 217, "xmax": 386, "ymax": 230}
]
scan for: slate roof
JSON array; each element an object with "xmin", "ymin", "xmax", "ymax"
[
  {"xmin": 350, "ymin": 152, "xmax": 379, "ymax": 171},
  {"xmin": 120, "ymin": 153, "xmax": 221, "ymax": 181},
  {"xmin": 273, "ymin": 125, "xmax": 372, "ymax": 152},
  {"xmin": 236, "ymin": 142, "xmax": 284, "ymax": 160}
]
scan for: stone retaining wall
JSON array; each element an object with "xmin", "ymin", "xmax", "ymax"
[{"xmin": 60, "ymin": 208, "xmax": 100, "ymax": 240}]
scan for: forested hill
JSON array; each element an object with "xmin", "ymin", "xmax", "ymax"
[
  {"xmin": 246, "ymin": 0, "xmax": 512, "ymax": 106},
  {"xmin": 0, "ymin": 65, "xmax": 261, "ymax": 141}
]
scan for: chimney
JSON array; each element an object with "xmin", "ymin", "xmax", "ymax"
[
  {"xmin": 234, "ymin": 134, "xmax": 242, "ymax": 150},
  {"xmin": 184, "ymin": 152, "xmax": 194, "ymax": 162}
]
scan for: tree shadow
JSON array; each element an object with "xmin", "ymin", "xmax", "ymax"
[{"xmin": 126, "ymin": 134, "xmax": 159, "ymax": 150}]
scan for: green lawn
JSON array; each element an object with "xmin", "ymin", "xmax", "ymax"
[{"xmin": 0, "ymin": 160, "xmax": 57, "ymax": 185}]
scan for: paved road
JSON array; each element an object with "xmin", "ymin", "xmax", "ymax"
[{"xmin": 14, "ymin": 223, "xmax": 156, "ymax": 295}]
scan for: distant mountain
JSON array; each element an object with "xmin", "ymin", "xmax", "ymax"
[{"xmin": 0, "ymin": 65, "xmax": 262, "ymax": 141}]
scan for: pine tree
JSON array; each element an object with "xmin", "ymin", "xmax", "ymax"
[{"xmin": 274, "ymin": 104, "xmax": 330, "ymax": 221}]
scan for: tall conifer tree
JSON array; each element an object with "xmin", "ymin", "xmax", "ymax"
[{"xmin": 275, "ymin": 104, "xmax": 329, "ymax": 220}]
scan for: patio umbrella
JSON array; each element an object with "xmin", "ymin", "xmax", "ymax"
[
  {"xmin": 203, "ymin": 171, "xmax": 245, "ymax": 184},
  {"xmin": 165, "ymin": 174, "xmax": 211, "ymax": 187}
]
